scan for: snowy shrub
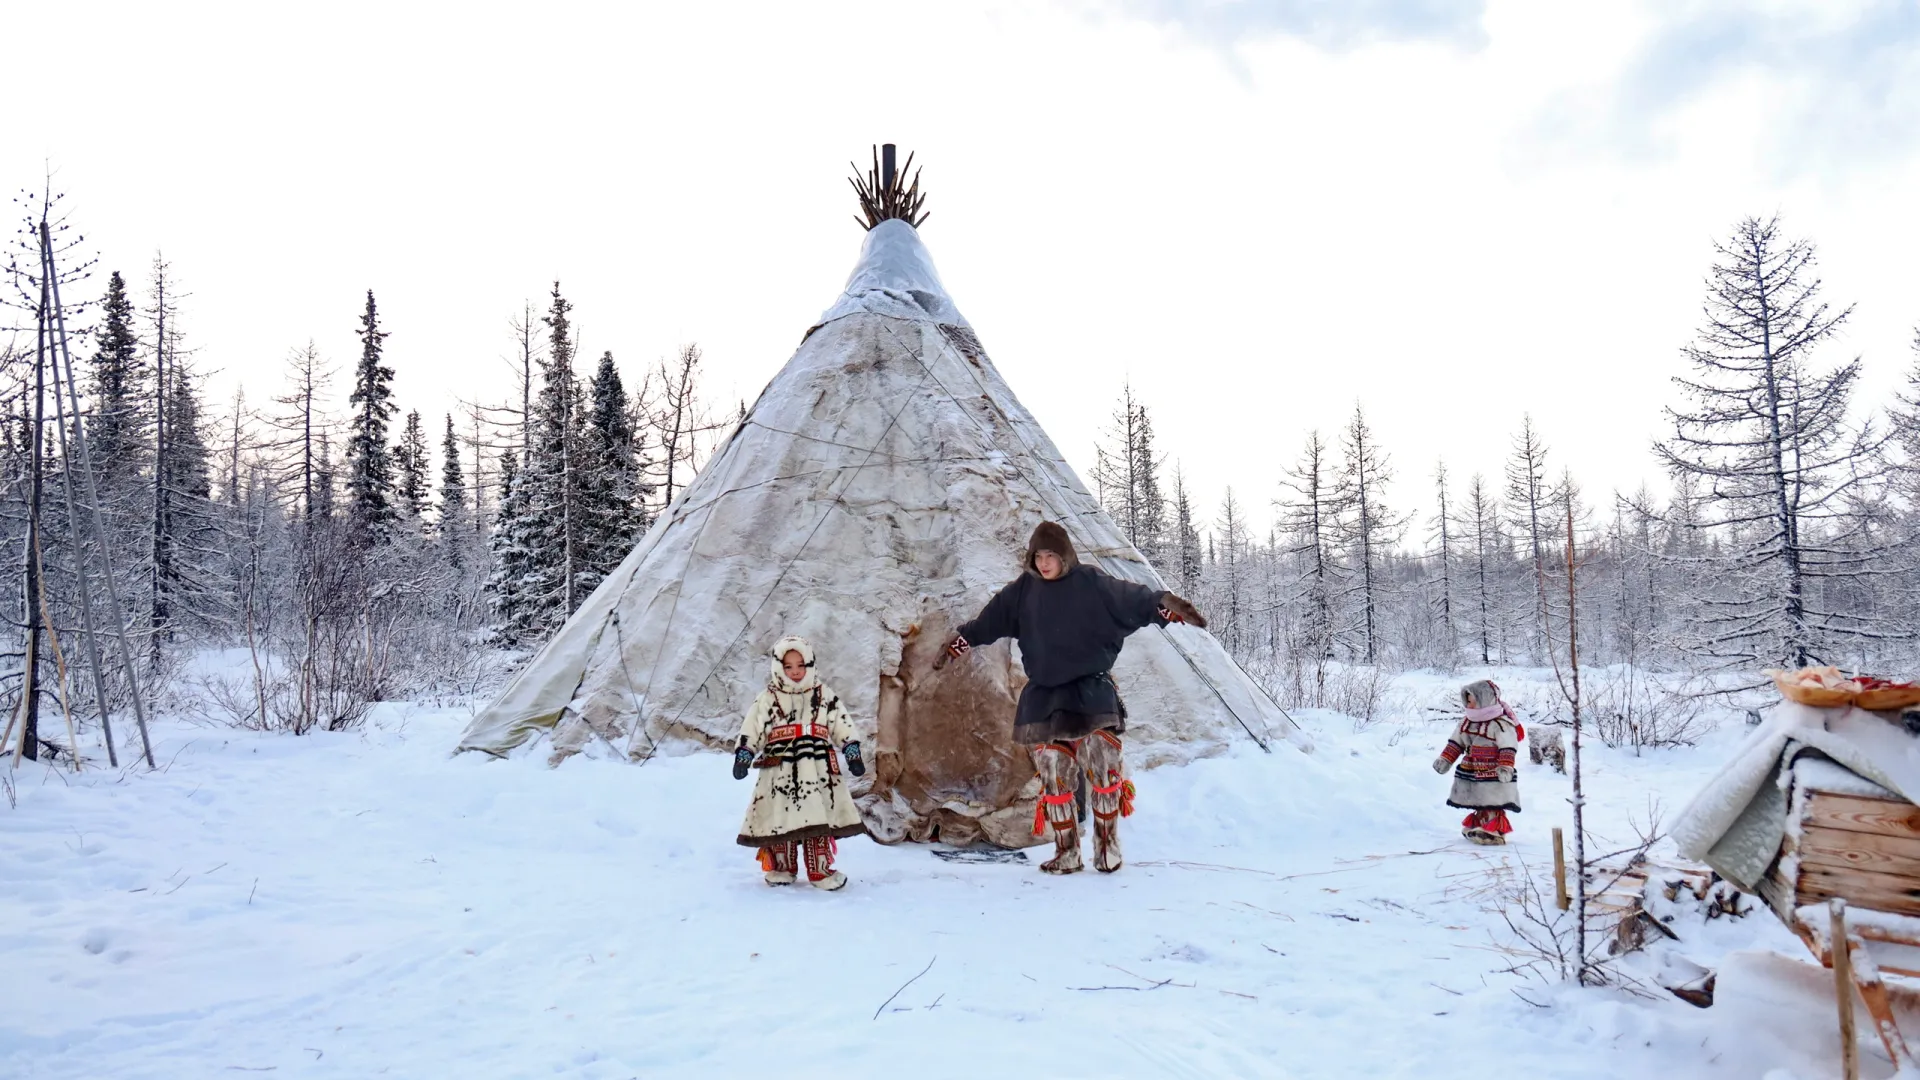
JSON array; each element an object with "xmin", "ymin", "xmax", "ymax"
[
  {"xmin": 1264, "ymin": 658, "xmax": 1388, "ymax": 726},
  {"xmin": 1583, "ymin": 670, "xmax": 1718, "ymax": 751}
]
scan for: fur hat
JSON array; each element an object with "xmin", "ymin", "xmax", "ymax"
[
  {"xmin": 1025, "ymin": 521, "xmax": 1081, "ymax": 575},
  {"xmin": 769, "ymin": 634, "xmax": 819, "ymax": 692}
]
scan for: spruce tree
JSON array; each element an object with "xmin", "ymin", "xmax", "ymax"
[
  {"xmin": 314, "ymin": 431, "xmax": 337, "ymax": 520},
  {"xmin": 162, "ymin": 359, "xmax": 213, "ymax": 505},
  {"xmin": 438, "ymin": 413, "xmax": 468, "ymax": 556},
  {"xmin": 346, "ymin": 289, "xmax": 396, "ymax": 543},
  {"xmin": 1132, "ymin": 404, "xmax": 1168, "ymax": 569},
  {"xmin": 518, "ymin": 282, "xmax": 590, "ymax": 633},
  {"xmin": 585, "ymin": 350, "xmax": 642, "ymax": 582},
  {"xmin": 486, "ymin": 449, "xmax": 534, "ymax": 642},
  {"xmin": 394, "ymin": 408, "xmax": 429, "ymax": 519},
  {"xmin": 87, "ymin": 270, "xmax": 148, "ymax": 488}
]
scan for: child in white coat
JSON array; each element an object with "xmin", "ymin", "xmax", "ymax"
[{"xmin": 731, "ymin": 635, "xmax": 867, "ymax": 889}]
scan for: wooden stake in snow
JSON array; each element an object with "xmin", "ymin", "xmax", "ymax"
[
  {"xmin": 1831, "ymin": 899, "xmax": 1859, "ymax": 1080},
  {"xmin": 1552, "ymin": 827, "xmax": 1569, "ymax": 912}
]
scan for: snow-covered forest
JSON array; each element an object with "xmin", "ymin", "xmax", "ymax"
[
  {"xmin": 1, "ymin": 196, "xmax": 745, "ymax": 761},
  {"xmin": 5, "ymin": 203, "xmax": 1905, "ymax": 764},
  {"xmin": 1098, "ymin": 215, "xmax": 1919, "ymax": 725},
  {"xmin": 12, "ymin": 1, "xmax": 1920, "ymax": 1075}
]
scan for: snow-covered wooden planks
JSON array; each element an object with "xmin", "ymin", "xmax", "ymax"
[
  {"xmin": 1765, "ymin": 787, "xmax": 1920, "ymax": 977},
  {"xmin": 1783, "ymin": 793, "xmax": 1920, "ymax": 922}
]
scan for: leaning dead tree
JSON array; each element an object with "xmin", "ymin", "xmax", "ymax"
[
  {"xmin": 1, "ymin": 189, "xmax": 156, "ymax": 769},
  {"xmin": 849, "ymin": 144, "xmax": 929, "ymax": 230}
]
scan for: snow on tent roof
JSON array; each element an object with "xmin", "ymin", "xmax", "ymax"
[
  {"xmin": 816, "ymin": 219, "xmax": 968, "ymax": 327},
  {"xmin": 455, "ymin": 152, "xmax": 1308, "ymax": 842}
]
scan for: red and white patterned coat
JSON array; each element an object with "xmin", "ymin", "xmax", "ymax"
[{"xmin": 1437, "ymin": 716, "xmax": 1521, "ymax": 813}]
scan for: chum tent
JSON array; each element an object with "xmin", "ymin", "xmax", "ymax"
[{"xmin": 456, "ymin": 148, "xmax": 1311, "ymax": 845}]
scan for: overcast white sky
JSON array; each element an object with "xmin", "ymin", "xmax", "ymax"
[{"xmin": 9, "ymin": 1, "xmax": 1920, "ymax": 535}]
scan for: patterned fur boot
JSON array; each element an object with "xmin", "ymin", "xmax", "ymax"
[
  {"xmin": 1033, "ymin": 741, "xmax": 1084, "ymax": 874},
  {"xmin": 1042, "ymin": 822, "xmax": 1084, "ymax": 874},
  {"xmin": 1084, "ymin": 729, "xmax": 1128, "ymax": 873},
  {"xmin": 804, "ymin": 835, "xmax": 848, "ymax": 890},
  {"xmin": 762, "ymin": 842, "xmax": 798, "ymax": 885},
  {"xmin": 1092, "ymin": 818, "xmax": 1123, "ymax": 872}
]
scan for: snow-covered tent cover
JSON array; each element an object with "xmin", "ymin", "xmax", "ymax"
[
  {"xmin": 1673, "ymin": 701, "xmax": 1920, "ymax": 892},
  {"xmin": 456, "ymin": 205, "xmax": 1310, "ymax": 842}
]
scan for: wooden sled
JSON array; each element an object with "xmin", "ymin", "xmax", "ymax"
[{"xmin": 1756, "ymin": 782, "xmax": 1920, "ymax": 1071}]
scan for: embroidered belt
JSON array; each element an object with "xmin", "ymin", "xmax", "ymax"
[{"xmin": 768, "ymin": 722, "xmax": 830, "ymax": 742}]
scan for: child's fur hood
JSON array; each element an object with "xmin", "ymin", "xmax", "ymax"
[{"xmin": 768, "ymin": 634, "xmax": 820, "ymax": 693}]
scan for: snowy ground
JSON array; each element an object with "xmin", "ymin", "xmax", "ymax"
[{"xmin": 0, "ymin": 667, "xmax": 1897, "ymax": 1079}]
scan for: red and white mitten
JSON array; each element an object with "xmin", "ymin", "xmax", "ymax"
[{"xmin": 932, "ymin": 634, "xmax": 970, "ymax": 670}]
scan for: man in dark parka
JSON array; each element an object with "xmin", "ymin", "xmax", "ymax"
[{"xmin": 935, "ymin": 521, "xmax": 1206, "ymax": 873}]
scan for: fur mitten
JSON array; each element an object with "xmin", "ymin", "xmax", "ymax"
[
  {"xmin": 1158, "ymin": 592, "xmax": 1207, "ymax": 629},
  {"xmin": 1432, "ymin": 755, "xmax": 1452, "ymax": 774}
]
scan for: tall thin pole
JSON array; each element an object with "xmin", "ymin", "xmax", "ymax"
[
  {"xmin": 149, "ymin": 265, "xmax": 168, "ymax": 665},
  {"xmin": 1565, "ymin": 496, "xmax": 1587, "ymax": 984},
  {"xmin": 40, "ymin": 232, "xmax": 119, "ymax": 766},
  {"xmin": 43, "ymin": 224, "xmax": 156, "ymax": 768},
  {"xmin": 19, "ymin": 265, "xmax": 49, "ymax": 763}
]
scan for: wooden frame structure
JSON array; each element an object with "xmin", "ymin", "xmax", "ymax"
[{"xmin": 1756, "ymin": 784, "xmax": 1920, "ymax": 1070}]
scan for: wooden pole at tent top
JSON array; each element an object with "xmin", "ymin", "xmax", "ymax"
[{"xmin": 849, "ymin": 143, "xmax": 929, "ymax": 230}]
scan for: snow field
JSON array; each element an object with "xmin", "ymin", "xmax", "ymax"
[{"xmin": 0, "ymin": 669, "xmax": 1900, "ymax": 1078}]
